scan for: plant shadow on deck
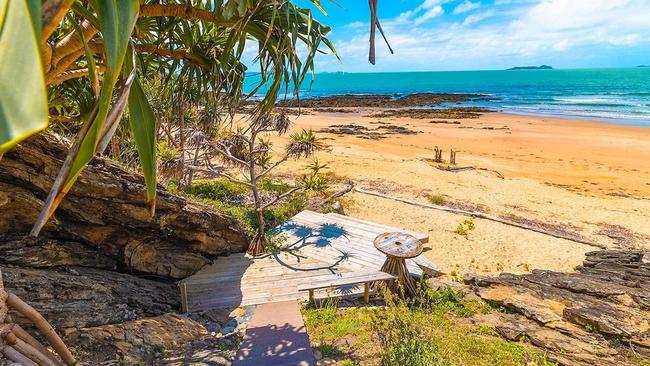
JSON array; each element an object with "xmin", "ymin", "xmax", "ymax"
[
  {"xmin": 234, "ymin": 322, "xmax": 315, "ymax": 366},
  {"xmin": 270, "ymin": 221, "xmax": 352, "ymax": 272}
]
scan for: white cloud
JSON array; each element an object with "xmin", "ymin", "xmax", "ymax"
[
  {"xmin": 462, "ymin": 10, "xmax": 494, "ymax": 25},
  {"xmin": 414, "ymin": 5, "xmax": 444, "ymax": 24},
  {"xmin": 319, "ymin": 0, "xmax": 650, "ymax": 71},
  {"xmin": 453, "ymin": 0, "xmax": 481, "ymax": 14},
  {"xmin": 397, "ymin": 0, "xmax": 447, "ymax": 24}
]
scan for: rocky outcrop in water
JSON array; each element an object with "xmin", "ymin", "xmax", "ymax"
[
  {"xmin": 276, "ymin": 93, "xmax": 483, "ymax": 108},
  {"xmin": 465, "ymin": 250, "xmax": 650, "ymax": 365}
]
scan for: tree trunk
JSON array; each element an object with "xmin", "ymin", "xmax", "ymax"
[
  {"xmin": 247, "ymin": 131, "xmax": 266, "ymax": 256},
  {"xmin": 178, "ymin": 100, "xmax": 186, "ymax": 188}
]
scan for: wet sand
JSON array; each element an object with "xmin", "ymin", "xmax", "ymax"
[{"xmin": 265, "ymin": 108, "xmax": 650, "ymax": 276}]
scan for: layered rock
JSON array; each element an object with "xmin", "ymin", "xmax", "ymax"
[
  {"xmin": 2, "ymin": 266, "xmax": 179, "ymax": 330},
  {"xmin": 0, "ymin": 134, "xmax": 248, "ymax": 279},
  {"xmin": 64, "ymin": 313, "xmax": 208, "ymax": 365},
  {"xmin": 465, "ymin": 250, "xmax": 650, "ymax": 365},
  {"xmin": 0, "ymin": 134, "xmax": 250, "ymax": 364}
]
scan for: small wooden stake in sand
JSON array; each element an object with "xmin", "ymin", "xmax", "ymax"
[{"xmin": 374, "ymin": 232, "xmax": 423, "ymax": 297}]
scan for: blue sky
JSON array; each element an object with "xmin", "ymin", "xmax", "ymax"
[{"xmin": 291, "ymin": 0, "xmax": 650, "ymax": 72}]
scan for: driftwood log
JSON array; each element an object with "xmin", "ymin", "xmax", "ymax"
[
  {"xmin": 354, "ymin": 187, "xmax": 607, "ymax": 249},
  {"xmin": 379, "ymin": 257, "xmax": 418, "ymax": 297}
]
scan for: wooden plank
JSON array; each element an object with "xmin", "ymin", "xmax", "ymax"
[
  {"xmin": 279, "ymin": 224, "xmax": 426, "ymax": 276},
  {"xmin": 325, "ymin": 212, "xmax": 429, "ymax": 242},
  {"xmin": 183, "ymin": 210, "xmax": 439, "ymax": 312},
  {"xmin": 180, "ymin": 282, "xmax": 189, "ymax": 313},
  {"xmin": 296, "ymin": 210, "xmax": 428, "ymax": 242},
  {"xmin": 298, "ymin": 271, "xmax": 396, "ymax": 291}
]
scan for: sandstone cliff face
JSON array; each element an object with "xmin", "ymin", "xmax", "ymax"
[
  {"xmin": 0, "ymin": 134, "xmax": 248, "ymax": 280},
  {"xmin": 0, "ymin": 134, "xmax": 249, "ymax": 363}
]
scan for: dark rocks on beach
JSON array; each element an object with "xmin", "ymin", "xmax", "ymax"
[
  {"xmin": 277, "ymin": 93, "xmax": 483, "ymax": 108},
  {"xmin": 370, "ymin": 107, "xmax": 486, "ymax": 119},
  {"xmin": 318, "ymin": 123, "xmax": 421, "ymax": 140},
  {"xmin": 430, "ymin": 120, "xmax": 462, "ymax": 124},
  {"xmin": 464, "ymin": 250, "xmax": 650, "ymax": 365}
]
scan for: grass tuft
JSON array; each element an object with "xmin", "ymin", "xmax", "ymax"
[{"xmin": 428, "ymin": 194, "xmax": 445, "ymax": 205}]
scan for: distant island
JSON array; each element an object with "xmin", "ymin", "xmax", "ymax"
[
  {"xmin": 507, "ymin": 65, "xmax": 553, "ymax": 70},
  {"xmin": 637, "ymin": 65, "xmax": 650, "ymax": 68}
]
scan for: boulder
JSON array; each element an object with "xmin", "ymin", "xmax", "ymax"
[
  {"xmin": 64, "ymin": 313, "xmax": 207, "ymax": 365},
  {"xmin": 466, "ymin": 250, "xmax": 650, "ymax": 364},
  {"xmin": 1, "ymin": 266, "xmax": 178, "ymax": 330},
  {"xmin": 0, "ymin": 134, "xmax": 248, "ymax": 279}
]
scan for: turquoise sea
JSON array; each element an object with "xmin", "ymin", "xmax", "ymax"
[{"xmin": 249, "ymin": 68, "xmax": 650, "ymax": 126}]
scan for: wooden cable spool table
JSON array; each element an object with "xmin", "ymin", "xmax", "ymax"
[{"xmin": 373, "ymin": 232, "xmax": 423, "ymax": 297}]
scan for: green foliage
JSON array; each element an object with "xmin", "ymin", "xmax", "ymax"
[
  {"xmin": 454, "ymin": 218, "xmax": 476, "ymax": 239},
  {"xmin": 128, "ymin": 76, "xmax": 157, "ymax": 210},
  {"xmin": 186, "ymin": 179, "xmax": 306, "ymax": 238},
  {"xmin": 258, "ymin": 177, "xmax": 292, "ymax": 194},
  {"xmin": 303, "ymin": 286, "xmax": 556, "ymax": 366},
  {"xmin": 299, "ymin": 160, "xmax": 330, "ymax": 193},
  {"xmin": 187, "ymin": 179, "xmax": 247, "ymax": 201},
  {"xmin": 156, "ymin": 141, "xmax": 180, "ymax": 164},
  {"xmin": 428, "ymin": 194, "xmax": 445, "ymax": 205},
  {"xmin": 7, "ymin": 0, "xmax": 339, "ymax": 234},
  {"xmin": 0, "ymin": 0, "xmax": 48, "ymax": 156},
  {"xmin": 287, "ymin": 129, "xmax": 323, "ymax": 158}
]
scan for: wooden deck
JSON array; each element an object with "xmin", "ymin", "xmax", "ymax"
[{"xmin": 181, "ymin": 210, "xmax": 438, "ymax": 312}]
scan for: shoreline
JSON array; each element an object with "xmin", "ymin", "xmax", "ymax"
[
  {"xmin": 266, "ymin": 92, "xmax": 650, "ymax": 128},
  {"xmin": 266, "ymin": 107, "xmax": 650, "ymax": 276},
  {"xmin": 492, "ymin": 108, "xmax": 650, "ymax": 127}
]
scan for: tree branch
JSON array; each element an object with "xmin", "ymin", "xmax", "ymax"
[
  {"xmin": 50, "ymin": 19, "xmax": 98, "ymax": 67},
  {"xmin": 134, "ymin": 44, "xmax": 211, "ymax": 68},
  {"xmin": 42, "ymin": 0, "xmax": 75, "ymax": 43},
  {"xmin": 140, "ymin": 4, "xmax": 224, "ymax": 23},
  {"xmin": 207, "ymin": 141, "xmax": 249, "ymax": 167},
  {"xmin": 47, "ymin": 65, "xmax": 105, "ymax": 85},
  {"xmin": 187, "ymin": 166, "xmax": 253, "ymax": 188},
  {"xmin": 257, "ymin": 153, "xmax": 290, "ymax": 179},
  {"xmin": 262, "ymin": 187, "xmax": 300, "ymax": 210}
]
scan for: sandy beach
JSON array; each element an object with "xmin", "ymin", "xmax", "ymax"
[{"xmin": 267, "ymin": 108, "xmax": 650, "ymax": 277}]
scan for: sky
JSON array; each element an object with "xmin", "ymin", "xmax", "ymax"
[{"xmin": 290, "ymin": 0, "xmax": 650, "ymax": 72}]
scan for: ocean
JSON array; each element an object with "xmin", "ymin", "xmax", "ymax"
[{"xmin": 247, "ymin": 67, "xmax": 650, "ymax": 126}]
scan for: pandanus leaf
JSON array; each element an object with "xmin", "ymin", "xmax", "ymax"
[
  {"xmin": 128, "ymin": 75, "xmax": 158, "ymax": 216},
  {"xmin": 31, "ymin": 0, "xmax": 139, "ymax": 236},
  {"xmin": 0, "ymin": 0, "xmax": 48, "ymax": 157}
]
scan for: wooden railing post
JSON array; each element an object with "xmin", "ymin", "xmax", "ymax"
[{"xmin": 180, "ymin": 282, "xmax": 189, "ymax": 314}]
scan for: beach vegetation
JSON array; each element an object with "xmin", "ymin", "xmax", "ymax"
[
  {"xmin": 454, "ymin": 219, "xmax": 476, "ymax": 239},
  {"xmin": 197, "ymin": 120, "xmax": 324, "ymax": 255},
  {"xmin": 303, "ymin": 285, "xmax": 556, "ymax": 366},
  {"xmin": 428, "ymin": 194, "xmax": 446, "ymax": 205},
  {"xmin": 299, "ymin": 160, "xmax": 331, "ymax": 193}
]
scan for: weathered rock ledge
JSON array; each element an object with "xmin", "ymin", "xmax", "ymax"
[
  {"xmin": 465, "ymin": 250, "xmax": 650, "ymax": 366},
  {"xmin": 0, "ymin": 134, "xmax": 248, "ymax": 279},
  {"xmin": 0, "ymin": 134, "xmax": 250, "ymax": 364}
]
